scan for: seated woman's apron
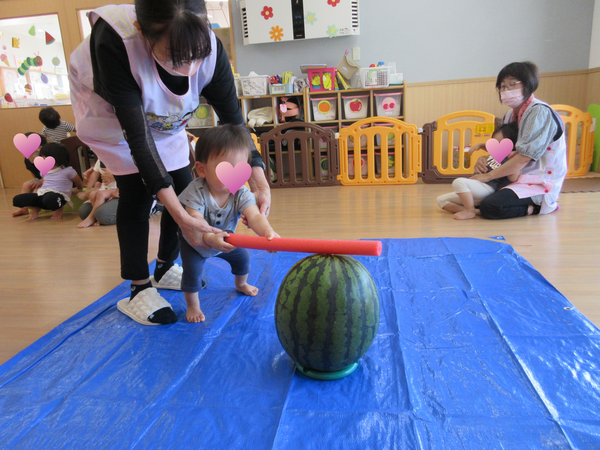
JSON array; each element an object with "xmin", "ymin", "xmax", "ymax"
[
  {"xmin": 68, "ymin": 4, "xmax": 217, "ymax": 176},
  {"xmin": 502, "ymin": 99, "xmax": 567, "ymax": 214}
]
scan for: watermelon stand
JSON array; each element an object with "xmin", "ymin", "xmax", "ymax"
[{"xmin": 225, "ymin": 234, "xmax": 382, "ymax": 380}]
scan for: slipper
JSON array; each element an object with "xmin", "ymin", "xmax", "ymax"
[
  {"xmin": 116, "ymin": 288, "xmax": 174, "ymax": 326},
  {"xmin": 150, "ymin": 264, "xmax": 183, "ymax": 290}
]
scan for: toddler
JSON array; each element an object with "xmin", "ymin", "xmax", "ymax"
[
  {"xmin": 77, "ymin": 160, "xmax": 119, "ymax": 228},
  {"xmin": 12, "ymin": 132, "xmax": 47, "ymax": 217},
  {"xmin": 13, "ymin": 142, "xmax": 83, "ymax": 220},
  {"xmin": 178, "ymin": 124, "xmax": 279, "ymax": 323},
  {"xmin": 437, "ymin": 122, "xmax": 519, "ymax": 219},
  {"xmin": 39, "ymin": 107, "xmax": 75, "ymax": 143}
]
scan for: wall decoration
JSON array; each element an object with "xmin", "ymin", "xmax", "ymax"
[
  {"xmin": 261, "ymin": 6, "xmax": 274, "ymax": 20},
  {"xmin": 306, "ymin": 12, "xmax": 317, "ymax": 25},
  {"xmin": 12, "ymin": 38, "xmax": 20, "ymax": 48},
  {"xmin": 4, "ymin": 93, "xmax": 17, "ymax": 107},
  {"xmin": 326, "ymin": 25, "xmax": 338, "ymax": 38},
  {"xmin": 269, "ymin": 25, "xmax": 284, "ymax": 42},
  {"xmin": 17, "ymin": 56, "xmax": 43, "ymax": 76},
  {"xmin": 0, "ymin": 14, "xmax": 71, "ymax": 107},
  {"xmin": 327, "ymin": 0, "xmax": 341, "ymax": 6}
]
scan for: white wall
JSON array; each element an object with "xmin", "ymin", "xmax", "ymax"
[
  {"xmin": 231, "ymin": 0, "xmax": 595, "ymax": 82},
  {"xmin": 590, "ymin": 0, "xmax": 600, "ymax": 68}
]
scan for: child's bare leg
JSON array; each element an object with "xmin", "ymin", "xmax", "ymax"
[
  {"xmin": 184, "ymin": 291, "xmax": 205, "ymax": 323},
  {"xmin": 442, "ymin": 203, "xmax": 465, "ymax": 213},
  {"xmin": 29, "ymin": 207, "xmax": 41, "ymax": 220},
  {"xmin": 78, "ymin": 190, "xmax": 113, "ymax": 228},
  {"xmin": 235, "ymin": 274, "xmax": 259, "ymax": 296},
  {"xmin": 454, "ymin": 192, "xmax": 477, "ymax": 220},
  {"xmin": 51, "ymin": 206, "xmax": 65, "ymax": 220}
]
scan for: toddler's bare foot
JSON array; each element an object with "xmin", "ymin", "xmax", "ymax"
[
  {"xmin": 77, "ymin": 217, "xmax": 97, "ymax": 228},
  {"xmin": 236, "ymin": 283, "xmax": 259, "ymax": 296},
  {"xmin": 453, "ymin": 209, "xmax": 477, "ymax": 220},
  {"xmin": 51, "ymin": 209, "xmax": 63, "ymax": 220},
  {"xmin": 186, "ymin": 305, "xmax": 205, "ymax": 323},
  {"xmin": 12, "ymin": 208, "xmax": 28, "ymax": 217},
  {"xmin": 29, "ymin": 208, "xmax": 40, "ymax": 220}
]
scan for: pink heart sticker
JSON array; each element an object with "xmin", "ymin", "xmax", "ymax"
[
  {"xmin": 14, "ymin": 133, "xmax": 42, "ymax": 158},
  {"xmin": 486, "ymin": 138, "xmax": 514, "ymax": 164},
  {"xmin": 34, "ymin": 156, "xmax": 55, "ymax": 176},
  {"xmin": 216, "ymin": 161, "xmax": 252, "ymax": 194}
]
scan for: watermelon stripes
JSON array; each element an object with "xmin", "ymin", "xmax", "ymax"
[{"xmin": 275, "ymin": 254, "xmax": 380, "ymax": 372}]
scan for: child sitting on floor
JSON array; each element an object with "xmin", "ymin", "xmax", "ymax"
[
  {"xmin": 77, "ymin": 160, "xmax": 119, "ymax": 228},
  {"xmin": 39, "ymin": 106, "xmax": 76, "ymax": 143},
  {"xmin": 436, "ymin": 122, "xmax": 519, "ymax": 220},
  {"xmin": 12, "ymin": 132, "xmax": 47, "ymax": 217},
  {"xmin": 178, "ymin": 124, "xmax": 279, "ymax": 323},
  {"xmin": 12, "ymin": 142, "xmax": 83, "ymax": 220}
]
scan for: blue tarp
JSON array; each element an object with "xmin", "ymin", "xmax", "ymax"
[{"xmin": 1, "ymin": 238, "xmax": 599, "ymax": 449}]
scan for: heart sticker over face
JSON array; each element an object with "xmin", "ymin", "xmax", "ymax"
[
  {"xmin": 14, "ymin": 133, "xmax": 41, "ymax": 158},
  {"xmin": 486, "ymin": 138, "xmax": 514, "ymax": 164},
  {"xmin": 34, "ymin": 156, "xmax": 55, "ymax": 176},
  {"xmin": 216, "ymin": 161, "xmax": 252, "ymax": 194}
]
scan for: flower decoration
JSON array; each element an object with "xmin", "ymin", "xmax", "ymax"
[
  {"xmin": 326, "ymin": 25, "xmax": 338, "ymax": 38},
  {"xmin": 327, "ymin": 0, "xmax": 341, "ymax": 7},
  {"xmin": 270, "ymin": 26, "xmax": 284, "ymax": 42},
  {"xmin": 261, "ymin": 6, "xmax": 274, "ymax": 20},
  {"xmin": 306, "ymin": 11, "xmax": 317, "ymax": 25}
]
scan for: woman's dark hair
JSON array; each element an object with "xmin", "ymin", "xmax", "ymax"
[
  {"xmin": 40, "ymin": 143, "xmax": 71, "ymax": 169},
  {"xmin": 493, "ymin": 122, "xmax": 519, "ymax": 145},
  {"xmin": 39, "ymin": 107, "xmax": 61, "ymax": 129},
  {"xmin": 25, "ymin": 131, "xmax": 47, "ymax": 147},
  {"xmin": 496, "ymin": 61, "xmax": 539, "ymax": 103},
  {"xmin": 135, "ymin": 0, "xmax": 212, "ymax": 67},
  {"xmin": 195, "ymin": 124, "xmax": 252, "ymax": 164}
]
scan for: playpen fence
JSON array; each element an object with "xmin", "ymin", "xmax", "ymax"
[
  {"xmin": 337, "ymin": 117, "xmax": 421, "ymax": 185},
  {"xmin": 258, "ymin": 122, "xmax": 339, "ymax": 188},
  {"xmin": 551, "ymin": 105, "xmax": 595, "ymax": 177}
]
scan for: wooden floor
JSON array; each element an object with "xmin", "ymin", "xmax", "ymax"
[{"xmin": 1, "ymin": 181, "xmax": 599, "ymax": 365}]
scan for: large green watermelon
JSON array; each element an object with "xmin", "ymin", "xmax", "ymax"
[{"xmin": 275, "ymin": 254, "xmax": 380, "ymax": 373}]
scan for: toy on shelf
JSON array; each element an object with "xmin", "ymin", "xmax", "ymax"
[{"xmin": 307, "ymin": 67, "xmax": 336, "ymax": 92}]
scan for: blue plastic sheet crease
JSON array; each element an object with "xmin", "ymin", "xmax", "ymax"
[{"xmin": 1, "ymin": 238, "xmax": 599, "ymax": 449}]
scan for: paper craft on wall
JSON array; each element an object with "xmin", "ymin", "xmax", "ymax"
[
  {"xmin": 12, "ymin": 38, "xmax": 19, "ymax": 48},
  {"xmin": 1, "ymin": 54, "xmax": 9, "ymax": 67},
  {"xmin": 17, "ymin": 55, "xmax": 43, "ymax": 76},
  {"xmin": 45, "ymin": 32, "xmax": 55, "ymax": 45},
  {"xmin": 29, "ymin": 26, "xmax": 36, "ymax": 36}
]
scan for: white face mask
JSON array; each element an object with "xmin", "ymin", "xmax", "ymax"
[
  {"xmin": 500, "ymin": 89, "xmax": 524, "ymax": 108},
  {"xmin": 153, "ymin": 53, "xmax": 202, "ymax": 77}
]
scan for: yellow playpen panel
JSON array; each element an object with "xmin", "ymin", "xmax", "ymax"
[
  {"xmin": 432, "ymin": 110, "xmax": 495, "ymax": 177},
  {"xmin": 337, "ymin": 117, "xmax": 421, "ymax": 185},
  {"xmin": 551, "ymin": 105, "xmax": 595, "ymax": 177}
]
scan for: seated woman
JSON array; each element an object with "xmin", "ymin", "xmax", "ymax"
[{"xmin": 469, "ymin": 61, "xmax": 567, "ymax": 219}]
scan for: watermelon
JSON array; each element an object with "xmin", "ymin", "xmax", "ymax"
[{"xmin": 275, "ymin": 254, "xmax": 380, "ymax": 373}]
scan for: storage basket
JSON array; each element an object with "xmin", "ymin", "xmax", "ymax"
[
  {"xmin": 187, "ymin": 104, "xmax": 213, "ymax": 127},
  {"xmin": 374, "ymin": 123, "xmax": 395, "ymax": 146},
  {"xmin": 348, "ymin": 154, "xmax": 368, "ymax": 176},
  {"xmin": 375, "ymin": 153, "xmax": 396, "ymax": 176},
  {"xmin": 270, "ymin": 83, "xmax": 294, "ymax": 95},
  {"xmin": 307, "ymin": 68, "xmax": 337, "ymax": 92},
  {"xmin": 374, "ymin": 92, "xmax": 402, "ymax": 116},
  {"xmin": 240, "ymin": 75, "xmax": 269, "ymax": 96},
  {"xmin": 311, "ymin": 96, "xmax": 337, "ymax": 121},
  {"xmin": 360, "ymin": 66, "xmax": 390, "ymax": 88},
  {"xmin": 341, "ymin": 124, "xmax": 368, "ymax": 149},
  {"xmin": 342, "ymin": 94, "xmax": 369, "ymax": 119}
]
